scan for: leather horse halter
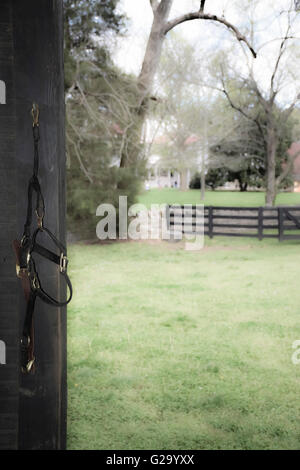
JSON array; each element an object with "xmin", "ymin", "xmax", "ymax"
[{"xmin": 13, "ymin": 104, "xmax": 72, "ymax": 373}]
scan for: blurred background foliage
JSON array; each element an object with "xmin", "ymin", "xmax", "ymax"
[
  {"xmin": 64, "ymin": 0, "xmax": 146, "ymax": 239},
  {"xmin": 63, "ymin": 1, "xmax": 300, "ymax": 239}
]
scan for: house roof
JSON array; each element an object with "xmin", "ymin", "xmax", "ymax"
[
  {"xmin": 154, "ymin": 133, "xmax": 200, "ymax": 146},
  {"xmin": 184, "ymin": 134, "xmax": 200, "ymax": 146}
]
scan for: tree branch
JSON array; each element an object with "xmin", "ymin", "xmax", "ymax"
[
  {"xmin": 149, "ymin": 0, "xmax": 159, "ymax": 13},
  {"xmin": 222, "ymin": 84, "xmax": 266, "ymax": 147},
  {"xmin": 164, "ymin": 11, "xmax": 257, "ymax": 58},
  {"xmin": 66, "ymin": 131, "xmax": 93, "ymax": 184},
  {"xmin": 256, "ymin": 36, "xmax": 298, "ymax": 53},
  {"xmin": 270, "ymin": 36, "xmax": 290, "ymax": 98},
  {"xmin": 222, "ymin": 85, "xmax": 251, "ymax": 122},
  {"xmin": 269, "ymin": 8, "xmax": 298, "ymax": 100},
  {"xmin": 276, "ymin": 149, "xmax": 300, "ymax": 187},
  {"xmin": 200, "ymin": 1, "xmax": 206, "ymax": 12},
  {"xmin": 283, "ymin": 93, "xmax": 300, "ymax": 118}
]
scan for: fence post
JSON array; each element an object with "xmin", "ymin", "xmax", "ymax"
[
  {"xmin": 165, "ymin": 204, "xmax": 170, "ymax": 232},
  {"xmin": 278, "ymin": 207, "xmax": 284, "ymax": 241},
  {"xmin": 258, "ymin": 207, "xmax": 263, "ymax": 240},
  {"xmin": 165, "ymin": 204, "xmax": 174, "ymax": 241},
  {"xmin": 208, "ymin": 206, "xmax": 214, "ymax": 239}
]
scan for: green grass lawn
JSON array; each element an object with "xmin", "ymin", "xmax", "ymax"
[
  {"xmin": 67, "ymin": 237, "xmax": 300, "ymax": 450},
  {"xmin": 138, "ymin": 189, "xmax": 300, "ymax": 208}
]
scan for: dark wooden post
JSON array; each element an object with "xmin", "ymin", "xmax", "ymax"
[
  {"xmin": 278, "ymin": 207, "xmax": 284, "ymax": 242},
  {"xmin": 208, "ymin": 206, "xmax": 214, "ymax": 239},
  {"xmin": 258, "ymin": 207, "xmax": 263, "ymax": 241},
  {"xmin": 0, "ymin": 1, "xmax": 19, "ymax": 450},
  {"xmin": 0, "ymin": 0, "xmax": 67, "ymax": 450},
  {"xmin": 165, "ymin": 204, "xmax": 170, "ymax": 232}
]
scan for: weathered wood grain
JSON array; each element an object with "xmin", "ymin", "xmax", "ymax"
[
  {"xmin": 12, "ymin": 0, "xmax": 66, "ymax": 450},
  {"xmin": 0, "ymin": 0, "xmax": 66, "ymax": 450},
  {"xmin": 0, "ymin": 0, "xmax": 18, "ymax": 450}
]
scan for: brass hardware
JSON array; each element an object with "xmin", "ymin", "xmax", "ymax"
[
  {"xmin": 31, "ymin": 103, "xmax": 39, "ymax": 127},
  {"xmin": 60, "ymin": 253, "xmax": 68, "ymax": 273},
  {"xmin": 35, "ymin": 209, "xmax": 44, "ymax": 229},
  {"xmin": 16, "ymin": 264, "xmax": 28, "ymax": 278},
  {"xmin": 16, "ymin": 251, "xmax": 30, "ymax": 278},
  {"xmin": 31, "ymin": 274, "xmax": 40, "ymax": 290},
  {"xmin": 26, "ymin": 358, "xmax": 35, "ymax": 373}
]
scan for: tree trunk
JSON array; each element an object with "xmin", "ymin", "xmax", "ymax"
[
  {"xmin": 119, "ymin": 0, "xmax": 255, "ymax": 179},
  {"xmin": 200, "ymin": 153, "xmax": 205, "ymax": 200},
  {"xmin": 238, "ymin": 178, "xmax": 248, "ymax": 192},
  {"xmin": 180, "ymin": 168, "xmax": 189, "ymax": 190},
  {"xmin": 138, "ymin": 0, "xmax": 173, "ymax": 96},
  {"xmin": 119, "ymin": 0, "xmax": 173, "ymax": 169},
  {"xmin": 265, "ymin": 125, "xmax": 277, "ymax": 206},
  {"xmin": 201, "ymin": 116, "xmax": 207, "ymax": 200}
]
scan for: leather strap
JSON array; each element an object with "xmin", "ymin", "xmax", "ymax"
[
  {"xmin": 12, "ymin": 239, "xmax": 31, "ymax": 301},
  {"xmin": 14, "ymin": 105, "xmax": 72, "ymax": 374},
  {"xmin": 20, "ymin": 293, "xmax": 36, "ymax": 373}
]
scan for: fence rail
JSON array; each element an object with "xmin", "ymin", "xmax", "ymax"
[{"xmin": 166, "ymin": 205, "xmax": 300, "ymax": 241}]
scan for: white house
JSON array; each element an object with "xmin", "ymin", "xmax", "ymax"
[{"xmin": 145, "ymin": 154, "xmax": 184, "ymax": 189}]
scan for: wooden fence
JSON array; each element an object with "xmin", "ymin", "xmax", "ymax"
[{"xmin": 166, "ymin": 205, "xmax": 300, "ymax": 241}]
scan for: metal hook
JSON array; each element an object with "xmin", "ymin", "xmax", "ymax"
[{"xmin": 31, "ymin": 103, "xmax": 39, "ymax": 127}]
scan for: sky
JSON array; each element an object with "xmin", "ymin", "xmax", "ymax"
[
  {"xmin": 114, "ymin": 0, "xmax": 235, "ymax": 76},
  {"xmin": 112, "ymin": 0, "xmax": 300, "ymax": 105}
]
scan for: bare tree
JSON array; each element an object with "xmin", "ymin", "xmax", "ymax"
[
  {"xmin": 119, "ymin": 0, "xmax": 256, "ymax": 169},
  {"xmin": 218, "ymin": 4, "xmax": 300, "ymax": 205},
  {"xmin": 150, "ymin": 35, "xmax": 238, "ymax": 194},
  {"xmin": 66, "ymin": 58, "xmax": 142, "ymax": 182}
]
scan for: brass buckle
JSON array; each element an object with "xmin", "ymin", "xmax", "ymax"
[
  {"xmin": 26, "ymin": 358, "xmax": 35, "ymax": 373},
  {"xmin": 60, "ymin": 253, "xmax": 68, "ymax": 273},
  {"xmin": 16, "ymin": 265, "xmax": 28, "ymax": 278},
  {"xmin": 16, "ymin": 252, "xmax": 31, "ymax": 278},
  {"xmin": 21, "ymin": 358, "xmax": 35, "ymax": 374},
  {"xmin": 31, "ymin": 103, "xmax": 39, "ymax": 127},
  {"xmin": 35, "ymin": 209, "xmax": 43, "ymax": 229},
  {"xmin": 21, "ymin": 234, "xmax": 27, "ymax": 246},
  {"xmin": 16, "ymin": 265, "xmax": 25, "ymax": 278},
  {"xmin": 31, "ymin": 274, "xmax": 40, "ymax": 290},
  {"xmin": 21, "ymin": 337, "xmax": 35, "ymax": 373}
]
